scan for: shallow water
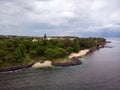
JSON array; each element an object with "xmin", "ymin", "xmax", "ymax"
[{"xmin": 0, "ymin": 38, "xmax": 120, "ymax": 90}]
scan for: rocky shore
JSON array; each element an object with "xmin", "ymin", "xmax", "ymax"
[
  {"xmin": 0, "ymin": 62, "xmax": 34, "ymax": 72},
  {"xmin": 52, "ymin": 57, "xmax": 82, "ymax": 67},
  {"xmin": 51, "ymin": 49, "xmax": 90, "ymax": 67}
]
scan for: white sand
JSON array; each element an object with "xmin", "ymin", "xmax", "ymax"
[
  {"xmin": 32, "ymin": 61, "xmax": 53, "ymax": 68},
  {"xmin": 68, "ymin": 49, "xmax": 90, "ymax": 58}
]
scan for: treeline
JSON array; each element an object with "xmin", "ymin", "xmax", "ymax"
[{"xmin": 0, "ymin": 36, "xmax": 106, "ymax": 68}]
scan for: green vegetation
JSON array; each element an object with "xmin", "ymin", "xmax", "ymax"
[{"xmin": 0, "ymin": 35, "xmax": 106, "ymax": 69}]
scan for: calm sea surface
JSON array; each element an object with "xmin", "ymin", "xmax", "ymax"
[{"xmin": 0, "ymin": 38, "xmax": 120, "ymax": 90}]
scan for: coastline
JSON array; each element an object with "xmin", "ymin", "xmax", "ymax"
[
  {"xmin": 0, "ymin": 35, "xmax": 106, "ymax": 72},
  {"xmin": 0, "ymin": 62, "xmax": 34, "ymax": 73},
  {"xmin": 0, "ymin": 49, "xmax": 90, "ymax": 72},
  {"xmin": 32, "ymin": 49, "xmax": 90, "ymax": 67}
]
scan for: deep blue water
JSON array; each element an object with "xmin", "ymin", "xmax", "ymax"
[{"xmin": 0, "ymin": 38, "xmax": 120, "ymax": 90}]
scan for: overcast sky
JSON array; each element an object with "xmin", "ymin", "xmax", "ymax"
[{"xmin": 0, "ymin": 0, "xmax": 120, "ymax": 37}]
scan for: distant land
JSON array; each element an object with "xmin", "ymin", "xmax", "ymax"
[
  {"xmin": 1, "ymin": 30, "xmax": 120, "ymax": 38},
  {"xmin": 79, "ymin": 29, "xmax": 120, "ymax": 38}
]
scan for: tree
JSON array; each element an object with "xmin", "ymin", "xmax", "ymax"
[
  {"xmin": 43, "ymin": 33, "xmax": 47, "ymax": 46},
  {"xmin": 13, "ymin": 48, "xmax": 23, "ymax": 63},
  {"xmin": 55, "ymin": 48, "xmax": 68, "ymax": 58},
  {"xmin": 72, "ymin": 39, "xmax": 81, "ymax": 52},
  {"xmin": 44, "ymin": 48, "xmax": 68, "ymax": 59},
  {"xmin": 4, "ymin": 53, "xmax": 14, "ymax": 63},
  {"xmin": 44, "ymin": 48, "xmax": 56, "ymax": 59},
  {"xmin": 66, "ymin": 47, "xmax": 73, "ymax": 54},
  {"xmin": 35, "ymin": 46, "xmax": 45, "ymax": 56},
  {"xmin": 0, "ymin": 60, "xmax": 3, "ymax": 64},
  {"xmin": 18, "ymin": 43, "xmax": 26, "ymax": 57},
  {"xmin": 44, "ymin": 33, "xmax": 47, "ymax": 40},
  {"xmin": 30, "ymin": 50, "xmax": 37, "ymax": 58},
  {"xmin": 63, "ymin": 38, "xmax": 71, "ymax": 48}
]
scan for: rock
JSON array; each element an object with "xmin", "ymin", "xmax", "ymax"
[
  {"xmin": 52, "ymin": 57, "xmax": 82, "ymax": 67},
  {"xmin": 0, "ymin": 62, "xmax": 35, "ymax": 72}
]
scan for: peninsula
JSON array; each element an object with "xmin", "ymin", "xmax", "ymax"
[{"xmin": 0, "ymin": 35, "xmax": 106, "ymax": 72}]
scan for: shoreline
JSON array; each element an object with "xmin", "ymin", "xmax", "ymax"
[
  {"xmin": 0, "ymin": 62, "xmax": 34, "ymax": 73},
  {"xmin": 32, "ymin": 49, "xmax": 90, "ymax": 68},
  {"xmin": 0, "ymin": 35, "xmax": 106, "ymax": 72},
  {"xmin": 68, "ymin": 49, "xmax": 90, "ymax": 58},
  {"xmin": 32, "ymin": 61, "xmax": 53, "ymax": 68},
  {"xmin": 0, "ymin": 48, "xmax": 100, "ymax": 72}
]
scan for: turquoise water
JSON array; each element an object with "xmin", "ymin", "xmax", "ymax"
[{"xmin": 0, "ymin": 38, "xmax": 120, "ymax": 90}]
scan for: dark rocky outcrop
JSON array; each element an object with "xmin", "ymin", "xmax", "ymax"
[
  {"xmin": 0, "ymin": 62, "xmax": 35, "ymax": 72},
  {"xmin": 52, "ymin": 57, "xmax": 82, "ymax": 67}
]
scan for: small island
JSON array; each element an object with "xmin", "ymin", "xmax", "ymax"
[{"xmin": 0, "ymin": 35, "xmax": 106, "ymax": 72}]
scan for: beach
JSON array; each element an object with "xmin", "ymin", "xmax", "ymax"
[
  {"xmin": 68, "ymin": 49, "xmax": 90, "ymax": 58},
  {"xmin": 32, "ymin": 49, "xmax": 90, "ymax": 68},
  {"xmin": 32, "ymin": 61, "xmax": 53, "ymax": 68}
]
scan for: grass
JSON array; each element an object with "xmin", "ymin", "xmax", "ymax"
[{"xmin": 52, "ymin": 57, "xmax": 71, "ymax": 63}]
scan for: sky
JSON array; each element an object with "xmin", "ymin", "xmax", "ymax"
[{"xmin": 0, "ymin": 0, "xmax": 120, "ymax": 37}]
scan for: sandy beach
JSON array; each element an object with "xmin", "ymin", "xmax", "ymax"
[
  {"xmin": 32, "ymin": 61, "xmax": 53, "ymax": 68},
  {"xmin": 68, "ymin": 49, "xmax": 90, "ymax": 58}
]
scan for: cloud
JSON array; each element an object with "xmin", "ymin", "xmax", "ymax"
[{"xmin": 0, "ymin": 0, "xmax": 120, "ymax": 36}]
